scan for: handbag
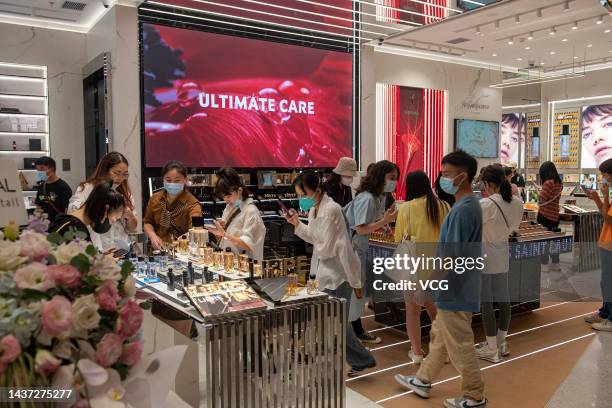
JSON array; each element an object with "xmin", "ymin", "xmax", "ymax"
[{"xmin": 385, "ymin": 204, "xmax": 417, "ymax": 283}]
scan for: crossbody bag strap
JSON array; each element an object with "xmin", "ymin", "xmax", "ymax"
[{"xmin": 488, "ymin": 197, "xmax": 510, "ymax": 229}]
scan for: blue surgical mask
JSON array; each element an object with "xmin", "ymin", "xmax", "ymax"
[
  {"xmin": 234, "ymin": 199, "xmax": 241, "ymax": 209},
  {"xmin": 36, "ymin": 170, "xmax": 48, "ymax": 183},
  {"xmin": 299, "ymin": 197, "xmax": 316, "ymax": 213},
  {"xmin": 383, "ymin": 180, "xmax": 397, "ymax": 193},
  {"xmin": 164, "ymin": 182, "xmax": 184, "ymax": 196},
  {"xmin": 440, "ymin": 176, "xmax": 459, "ymax": 195}
]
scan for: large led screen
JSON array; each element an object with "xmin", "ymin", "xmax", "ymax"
[
  {"xmin": 454, "ymin": 119, "xmax": 499, "ymax": 158},
  {"xmin": 142, "ymin": 23, "xmax": 353, "ymax": 168}
]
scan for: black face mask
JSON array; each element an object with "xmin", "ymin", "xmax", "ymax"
[{"xmin": 92, "ymin": 218, "xmax": 111, "ymax": 234}]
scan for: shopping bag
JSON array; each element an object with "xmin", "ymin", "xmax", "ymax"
[{"xmin": 384, "ymin": 234, "xmax": 417, "ymax": 283}]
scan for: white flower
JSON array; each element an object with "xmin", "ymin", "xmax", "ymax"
[
  {"xmin": 123, "ymin": 276, "xmax": 136, "ymax": 299},
  {"xmin": 0, "ymin": 239, "xmax": 25, "ymax": 271},
  {"xmin": 90, "ymin": 255, "xmax": 121, "ymax": 282},
  {"xmin": 14, "ymin": 263, "xmax": 55, "ymax": 292},
  {"xmin": 52, "ymin": 339, "xmax": 74, "ymax": 360},
  {"xmin": 53, "ymin": 242, "xmax": 85, "ymax": 265},
  {"xmin": 18, "ymin": 230, "xmax": 51, "ymax": 262},
  {"xmin": 72, "ymin": 295, "xmax": 101, "ymax": 332}
]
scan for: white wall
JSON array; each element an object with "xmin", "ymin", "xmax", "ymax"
[
  {"xmin": 0, "ymin": 23, "xmax": 88, "ymax": 189},
  {"xmin": 361, "ymin": 46, "xmax": 504, "ymax": 171}
]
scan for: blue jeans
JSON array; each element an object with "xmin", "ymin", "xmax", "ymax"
[
  {"xmin": 598, "ymin": 248, "xmax": 612, "ymax": 322},
  {"xmin": 324, "ymin": 281, "xmax": 376, "ymax": 371}
]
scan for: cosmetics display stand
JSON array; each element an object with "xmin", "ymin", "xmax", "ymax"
[
  {"xmin": 136, "ymin": 265, "xmax": 346, "ymax": 408},
  {"xmin": 560, "ymin": 211, "xmax": 603, "ymax": 272}
]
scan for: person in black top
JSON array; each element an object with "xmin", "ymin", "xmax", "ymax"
[
  {"xmin": 324, "ymin": 157, "xmax": 358, "ymax": 207},
  {"xmin": 49, "ymin": 182, "xmax": 126, "ymax": 243},
  {"xmin": 34, "ymin": 156, "xmax": 72, "ymax": 222}
]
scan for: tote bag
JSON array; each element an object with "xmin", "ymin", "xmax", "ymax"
[{"xmin": 385, "ymin": 204, "xmax": 417, "ymax": 284}]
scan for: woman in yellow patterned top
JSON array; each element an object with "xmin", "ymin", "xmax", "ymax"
[{"xmin": 394, "ymin": 171, "xmax": 450, "ymax": 364}]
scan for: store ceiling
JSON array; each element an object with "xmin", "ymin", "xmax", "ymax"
[{"xmin": 380, "ymin": 0, "xmax": 612, "ymax": 73}]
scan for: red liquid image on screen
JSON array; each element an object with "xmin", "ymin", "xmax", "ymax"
[{"xmin": 143, "ymin": 23, "xmax": 353, "ymax": 168}]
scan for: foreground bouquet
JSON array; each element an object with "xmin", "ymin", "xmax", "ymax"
[{"xmin": 0, "ymin": 219, "xmax": 144, "ymax": 407}]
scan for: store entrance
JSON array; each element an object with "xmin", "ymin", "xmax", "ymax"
[{"xmin": 82, "ymin": 67, "xmax": 107, "ymax": 178}]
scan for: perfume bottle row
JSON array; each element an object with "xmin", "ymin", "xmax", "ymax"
[{"xmin": 370, "ymin": 228, "xmax": 396, "ymax": 243}]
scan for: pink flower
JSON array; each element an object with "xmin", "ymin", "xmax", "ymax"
[
  {"xmin": 90, "ymin": 254, "xmax": 121, "ymax": 281},
  {"xmin": 118, "ymin": 341, "xmax": 143, "ymax": 366},
  {"xmin": 19, "ymin": 230, "xmax": 51, "ymax": 262},
  {"xmin": 0, "ymin": 335, "xmax": 21, "ymax": 366},
  {"xmin": 95, "ymin": 333, "xmax": 123, "ymax": 368},
  {"xmin": 48, "ymin": 264, "xmax": 81, "ymax": 289},
  {"xmin": 95, "ymin": 280, "xmax": 120, "ymax": 312},
  {"xmin": 34, "ymin": 349, "xmax": 61, "ymax": 376},
  {"xmin": 14, "ymin": 262, "xmax": 55, "ymax": 292},
  {"xmin": 116, "ymin": 300, "xmax": 143, "ymax": 339},
  {"xmin": 40, "ymin": 296, "xmax": 72, "ymax": 337}
]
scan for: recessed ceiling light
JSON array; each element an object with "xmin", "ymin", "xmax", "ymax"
[
  {"xmin": 515, "ymin": 15, "xmax": 521, "ymax": 24},
  {"xmin": 527, "ymin": 32, "xmax": 534, "ymax": 40},
  {"xmin": 495, "ymin": 20, "xmax": 500, "ymax": 29},
  {"xmin": 517, "ymin": 58, "xmax": 523, "ymax": 61},
  {"xmin": 587, "ymin": 44, "xmax": 593, "ymax": 48},
  {"xmin": 540, "ymin": 62, "xmax": 545, "ymax": 65},
  {"xmin": 476, "ymin": 26, "xmax": 481, "ymax": 35},
  {"xmin": 525, "ymin": 46, "xmax": 531, "ymax": 50},
  {"xmin": 597, "ymin": 15, "xmax": 604, "ymax": 24},
  {"xmin": 549, "ymin": 27, "xmax": 556, "ymax": 35},
  {"xmin": 572, "ymin": 21, "xmax": 578, "ymax": 30},
  {"xmin": 537, "ymin": 8, "xmax": 542, "ymax": 18},
  {"xmin": 492, "ymin": 53, "xmax": 497, "ymax": 57},
  {"xmin": 550, "ymin": 51, "xmax": 556, "ymax": 55},
  {"xmin": 508, "ymin": 37, "xmax": 514, "ymax": 45},
  {"xmin": 574, "ymin": 56, "xmax": 579, "ymax": 59},
  {"xmin": 563, "ymin": 1, "xmax": 570, "ymax": 12},
  {"xmin": 606, "ymin": 29, "xmax": 611, "ymax": 33},
  {"xmin": 562, "ymin": 38, "xmax": 568, "ymax": 42}
]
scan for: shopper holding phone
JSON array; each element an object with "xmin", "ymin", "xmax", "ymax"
[
  {"xmin": 584, "ymin": 158, "xmax": 612, "ymax": 332},
  {"xmin": 206, "ymin": 167, "xmax": 266, "ymax": 262},
  {"xmin": 536, "ymin": 161, "xmax": 564, "ymax": 271},
  {"xmin": 285, "ymin": 170, "xmax": 376, "ymax": 376},
  {"xmin": 344, "ymin": 160, "xmax": 399, "ymax": 344},
  {"xmin": 144, "ymin": 160, "xmax": 202, "ymax": 251},
  {"xmin": 69, "ymin": 152, "xmax": 137, "ymax": 253}
]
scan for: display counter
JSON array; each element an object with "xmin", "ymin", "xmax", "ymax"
[
  {"xmin": 559, "ymin": 210, "xmax": 603, "ymax": 272},
  {"xmin": 135, "ymin": 256, "xmax": 346, "ymax": 408}
]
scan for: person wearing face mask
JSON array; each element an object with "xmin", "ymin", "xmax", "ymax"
[
  {"xmin": 324, "ymin": 157, "xmax": 358, "ymax": 207},
  {"xmin": 475, "ymin": 165, "xmax": 523, "ymax": 363},
  {"xmin": 49, "ymin": 182, "xmax": 125, "ymax": 242},
  {"xmin": 584, "ymin": 158, "xmax": 612, "ymax": 332},
  {"xmin": 285, "ymin": 171, "xmax": 376, "ymax": 376},
  {"xmin": 69, "ymin": 152, "xmax": 137, "ymax": 253},
  {"xmin": 34, "ymin": 156, "xmax": 72, "ymax": 223},
  {"xmin": 396, "ymin": 150, "xmax": 488, "ymax": 408},
  {"xmin": 344, "ymin": 160, "xmax": 399, "ymax": 345},
  {"xmin": 206, "ymin": 167, "xmax": 266, "ymax": 262},
  {"xmin": 144, "ymin": 160, "xmax": 202, "ymax": 251}
]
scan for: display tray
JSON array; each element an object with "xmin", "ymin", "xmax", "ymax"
[
  {"xmin": 249, "ymin": 276, "xmax": 326, "ymax": 305},
  {"xmin": 184, "ymin": 280, "xmax": 267, "ymax": 318}
]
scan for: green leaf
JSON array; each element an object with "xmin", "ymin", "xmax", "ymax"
[
  {"xmin": 85, "ymin": 245, "xmax": 97, "ymax": 257},
  {"xmin": 70, "ymin": 254, "xmax": 91, "ymax": 273},
  {"xmin": 139, "ymin": 301, "xmax": 152, "ymax": 310},
  {"xmin": 81, "ymin": 275, "xmax": 103, "ymax": 287},
  {"xmin": 74, "ymin": 231, "xmax": 88, "ymax": 240},
  {"xmin": 21, "ymin": 288, "xmax": 49, "ymax": 301},
  {"xmin": 120, "ymin": 262, "xmax": 134, "ymax": 280},
  {"xmin": 47, "ymin": 232, "xmax": 63, "ymax": 245}
]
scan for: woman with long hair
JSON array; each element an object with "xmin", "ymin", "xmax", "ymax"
[
  {"xmin": 394, "ymin": 171, "xmax": 449, "ymax": 364},
  {"xmin": 69, "ymin": 152, "xmax": 137, "ymax": 252},
  {"xmin": 324, "ymin": 157, "xmax": 357, "ymax": 207},
  {"xmin": 476, "ymin": 165, "xmax": 523, "ymax": 363},
  {"xmin": 206, "ymin": 167, "xmax": 266, "ymax": 261},
  {"xmin": 536, "ymin": 161, "xmax": 564, "ymax": 270},
  {"xmin": 344, "ymin": 160, "xmax": 399, "ymax": 344},
  {"xmin": 285, "ymin": 171, "xmax": 375, "ymax": 376}
]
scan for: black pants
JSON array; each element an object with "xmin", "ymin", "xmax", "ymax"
[{"xmin": 537, "ymin": 214, "xmax": 560, "ymax": 265}]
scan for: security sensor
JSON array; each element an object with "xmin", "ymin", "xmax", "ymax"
[
  {"xmin": 101, "ymin": 0, "xmax": 111, "ymax": 8},
  {"xmin": 378, "ymin": 38, "xmax": 384, "ymax": 46}
]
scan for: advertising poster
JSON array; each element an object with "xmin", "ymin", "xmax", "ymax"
[
  {"xmin": 526, "ymin": 113, "xmax": 541, "ymax": 169},
  {"xmin": 500, "ymin": 113, "xmax": 524, "ymax": 166},
  {"xmin": 142, "ymin": 23, "xmax": 353, "ymax": 168},
  {"xmin": 552, "ymin": 109, "xmax": 580, "ymax": 168},
  {"xmin": 580, "ymin": 103, "xmax": 612, "ymax": 169}
]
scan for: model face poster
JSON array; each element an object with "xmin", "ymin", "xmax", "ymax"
[
  {"xmin": 581, "ymin": 104, "xmax": 612, "ymax": 169},
  {"xmin": 500, "ymin": 113, "xmax": 524, "ymax": 165}
]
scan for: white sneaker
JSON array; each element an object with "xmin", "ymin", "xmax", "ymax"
[
  {"xmin": 499, "ymin": 341, "xmax": 509, "ymax": 357},
  {"xmin": 408, "ymin": 349, "xmax": 424, "ymax": 365},
  {"xmin": 444, "ymin": 397, "xmax": 488, "ymax": 408},
  {"xmin": 394, "ymin": 374, "xmax": 431, "ymax": 398},
  {"xmin": 584, "ymin": 312, "xmax": 603, "ymax": 324},
  {"xmin": 476, "ymin": 346, "xmax": 501, "ymax": 363},
  {"xmin": 592, "ymin": 320, "xmax": 612, "ymax": 332}
]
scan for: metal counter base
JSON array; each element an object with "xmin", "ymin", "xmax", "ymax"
[{"xmin": 142, "ymin": 292, "xmax": 347, "ymax": 408}]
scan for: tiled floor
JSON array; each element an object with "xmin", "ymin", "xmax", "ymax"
[{"xmin": 346, "ymin": 299, "xmax": 600, "ymax": 408}]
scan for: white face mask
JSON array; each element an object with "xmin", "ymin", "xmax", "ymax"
[{"xmin": 341, "ymin": 176, "xmax": 353, "ymax": 186}]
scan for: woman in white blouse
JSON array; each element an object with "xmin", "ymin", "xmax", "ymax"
[
  {"xmin": 68, "ymin": 152, "xmax": 137, "ymax": 252},
  {"xmin": 285, "ymin": 170, "xmax": 376, "ymax": 377},
  {"xmin": 206, "ymin": 168, "xmax": 266, "ymax": 262}
]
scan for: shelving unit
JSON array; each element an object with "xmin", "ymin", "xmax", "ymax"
[{"xmin": 0, "ymin": 62, "xmax": 49, "ymax": 210}]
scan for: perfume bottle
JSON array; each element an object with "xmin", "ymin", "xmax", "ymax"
[
  {"xmin": 240, "ymin": 252, "xmax": 249, "ymax": 273},
  {"xmin": 167, "ymin": 268, "xmax": 175, "ymax": 291},
  {"xmin": 213, "ymin": 251, "xmax": 223, "ymax": 270},
  {"xmin": 223, "ymin": 248, "xmax": 234, "ymax": 272},
  {"xmin": 253, "ymin": 260, "xmax": 262, "ymax": 278},
  {"xmin": 203, "ymin": 244, "xmax": 214, "ymax": 266},
  {"xmin": 188, "ymin": 261, "xmax": 195, "ymax": 285},
  {"xmin": 202, "ymin": 266, "xmax": 209, "ymax": 284},
  {"xmin": 182, "ymin": 268, "xmax": 189, "ymax": 288}
]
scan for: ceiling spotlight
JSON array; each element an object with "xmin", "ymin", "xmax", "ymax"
[
  {"xmin": 549, "ymin": 27, "xmax": 557, "ymax": 35},
  {"xmin": 563, "ymin": 1, "xmax": 570, "ymax": 12},
  {"xmin": 508, "ymin": 37, "xmax": 514, "ymax": 45},
  {"xmin": 495, "ymin": 20, "xmax": 500, "ymax": 29},
  {"xmin": 537, "ymin": 8, "xmax": 542, "ymax": 18},
  {"xmin": 587, "ymin": 44, "xmax": 593, "ymax": 48},
  {"xmin": 606, "ymin": 29, "xmax": 611, "ymax": 33},
  {"xmin": 597, "ymin": 15, "xmax": 604, "ymax": 24},
  {"xmin": 527, "ymin": 32, "xmax": 534, "ymax": 40},
  {"xmin": 517, "ymin": 58, "xmax": 523, "ymax": 61},
  {"xmin": 515, "ymin": 15, "xmax": 521, "ymax": 24},
  {"xmin": 572, "ymin": 21, "xmax": 578, "ymax": 30},
  {"xmin": 540, "ymin": 62, "xmax": 545, "ymax": 65},
  {"xmin": 550, "ymin": 51, "xmax": 556, "ymax": 55},
  {"xmin": 492, "ymin": 53, "xmax": 497, "ymax": 57},
  {"xmin": 574, "ymin": 56, "xmax": 579, "ymax": 59},
  {"xmin": 476, "ymin": 26, "xmax": 481, "ymax": 35},
  {"xmin": 525, "ymin": 46, "xmax": 531, "ymax": 50},
  {"xmin": 562, "ymin": 38, "xmax": 568, "ymax": 42}
]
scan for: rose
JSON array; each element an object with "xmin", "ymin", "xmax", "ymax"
[
  {"xmin": 72, "ymin": 295, "xmax": 100, "ymax": 333},
  {"xmin": 0, "ymin": 334, "xmax": 21, "ymax": 366},
  {"xmin": 90, "ymin": 255, "xmax": 121, "ymax": 282},
  {"xmin": 41, "ymin": 296, "xmax": 72, "ymax": 337},
  {"xmin": 0, "ymin": 239, "xmax": 25, "ymax": 270},
  {"xmin": 95, "ymin": 280, "xmax": 120, "ymax": 312},
  {"xmin": 48, "ymin": 264, "xmax": 81, "ymax": 289},
  {"xmin": 35, "ymin": 349, "xmax": 61, "ymax": 376},
  {"xmin": 116, "ymin": 300, "xmax": 143, "ymax": 338},
  {"xmin": 95, "ymin": 333, "xmax": 123, "ymax": 368},
  {"xmin": 118, "ymin": 340, "xmax": 143, "ymax": 366},
  {"xmin": 19, "ymin": 230, "xmax": 51, "ymax": 262},
  {"xmin": 53, "ymin": 241, "xmax": 86, "ymax": 264},
  {"xmin": 14, "ymin": 262, "xmax": 55, "ymax": 292},
  {"xmin": 122, "ymin": 275, "xmax": 136, "ymax": 299}
]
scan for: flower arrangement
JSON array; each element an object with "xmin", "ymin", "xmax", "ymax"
[{"xmin": 0, "ymin": 217, "xmax": 144, "ymax": 407}]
